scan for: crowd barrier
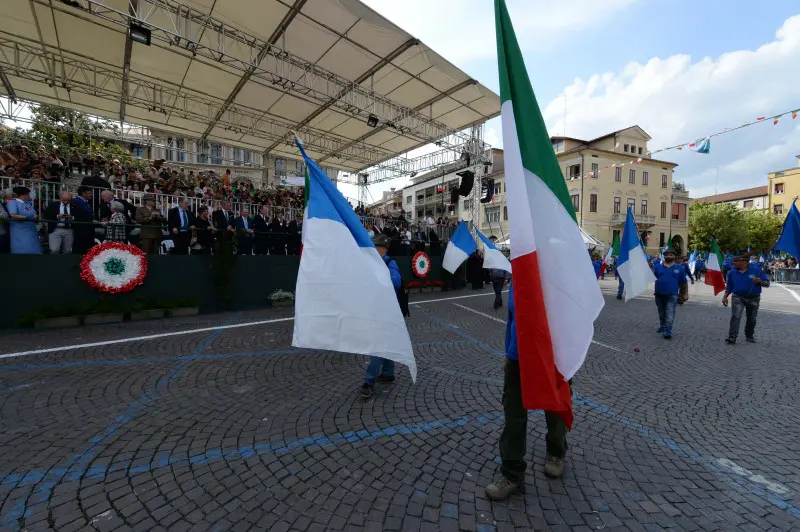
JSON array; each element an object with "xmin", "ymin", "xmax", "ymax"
[{"xmin": 771, "ymin": 269, "xmax": 800, "ymax": 284}]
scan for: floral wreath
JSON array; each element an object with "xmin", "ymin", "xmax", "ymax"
[
  {"xmin": 80, "ymin": 242, "xmax": 148, "ymax": 294},
  {"xmin": 411, "ymin": 251, "xmax": 431, "ymax": 278}
]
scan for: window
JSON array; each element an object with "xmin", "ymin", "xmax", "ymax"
[
  {"xmin": 627, "ymin": 198, "xmax": 635, "ymax": 214},
  {"xmin": 233, "ymin": 147, "xmax": 242, "ymax": 167},
  {"xmin": 661, "ymin": 174, "xmax": 668, "ymax": 188},
  {"xmin": 130, "ymin": 146, "xmax": 144, "ymax": 158},
  {"xmin": 672, "ymin": 203, "xmax": 687, "ymax": 221},
  {"xmin": 743, "ymin": 200, "xmax": 754, "ymax": 209},
  {"xmin": 660, "ymin": 201, "xmax": 667, "ymax": 218},
  {"xmin": 624, "ymin": 144, "xmax": 629, "ymax": 153},
  {"xmin": 243, "ymin": 151, "xmax": 252, "ymax": 166},
  {"xmin": 613, "ymin": 197, "xmax": 621, "ymax": 214},
  {"xmin": 567, "ymin": 164, "xmax": 580, "ymax": 179},
  {"xmin": 641, "ymin": 199, "xmax": 648, "ymax": 216},
  {"xmin": 503, "ymin": 206, "xmax": 508, "ymax": 220},
  {"xmin": 211, "ymin": 143, "xmax": 222, "ymax": 165},
  {"xmin": 638, "ymin": 147, "xmax": 643, "ymax": 155},
  {"xmin": 494, "ymin": 182, "xmax": 502, "ymax": 195},
  {"xmin": 406, "ymin": 195, "xmax": 412, "ymax": 204},
  {"xmin": 630, "ymin": 145, "xmax": 636, "ymax": 154},
  {"xmin": 552, "ymin": 139, "xmax": 564, "ymax": 152},
  {"xmin": 642, "ymin": 171, "xmax": 649, "ymax": 185},
  {"xmin": 166, "ymin": 137, "xmax": 176, "ymax": 161},
  {"xmin": 198, "ymin": 140, "xmax": 209, "ymax": 164},
  {"xmin": 659, "ymin": 232, "xmax": 665, "ymax": 248},
  {"xmin": 615, "ymin": 167, "xmax": 622, "ymax": 182},
  {"xmin": 591, "ymin": 163, "xmax": 599, "ymax": 177},
  {"xmin": 275, "ymin": 157, "xmax": 286, "ymax": 175},
  {"xmin": 774, "ymin": 204, "xmax": 784, "ymax": 216},
  {"xmin": 486, "ymin": 208, "xmax": 501, "ymax": 223},
  {"xmin": 629, "ymin": 169, "xmax": 635, "ymax": 184},
  {"xmin": 175, "ymin": 138, "xmax": 185, "ymax": 162},
  {"xmin": 571, "ymin": 194, "xmax": 580, "ymax": 212},
  {"xmin": 463, "ymin": 199, "xmax": 473, "ymax": 209},
  {"xmin": 589, "ymin": 194, "xmax": 597, "ymax": 213},
  {"xmin": 775, "ymin": 183, "xmax": 785, "ymax": 195}
]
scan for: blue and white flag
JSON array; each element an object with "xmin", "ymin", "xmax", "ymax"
[
  {"xmin": 476, "ymin": 229, "xmax": 512, "ymax": 274},
  {"xmin": 688, "ymin": 249, "xmax": 697, "ymax": 275},
  {"xmin": 442, "ymin": 221, "xmax": 477, "ymax": 273},
  {"xmin": 685, "ymin": 138, "xmax": 710, "ymax": 154},
  {"xmin": 292, "ymin": 137, "xmax": 416, "ymax": 381},
  {"xmin": 616, "ymin": 208, "xmax": 656, "ymax": 301},
  {"xmin": 775, "ymin": 200, "xmax": 800, "ymax": 261}
]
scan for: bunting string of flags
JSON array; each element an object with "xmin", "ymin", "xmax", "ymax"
[{"xmin": 567, "ymin": 106, "xmax": 800, "ymax": 181}]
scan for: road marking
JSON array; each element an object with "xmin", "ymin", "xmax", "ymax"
[
  {"xmin": 0, "ymin": 291, "xmax": 503, "ymax": 360},
  {"xmin": 716, "ymin": 458, "xmax": 791, "ymax": 495},
  {"xmin": 775, "ymin": 283, "xmax": 800, "ymax": 304},
  {"xmin": 452, "ymin": 303, "xmax": 625, "ymax": 352}
]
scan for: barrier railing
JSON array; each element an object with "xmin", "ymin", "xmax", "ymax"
[{"xmin": 771, "ymin": 268, "xmax": 800, "ymax": 284}]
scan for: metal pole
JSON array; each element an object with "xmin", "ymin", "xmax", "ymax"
[{"xmin": 579, "ymin": 152, "xmax": 585, "ymax": 228}]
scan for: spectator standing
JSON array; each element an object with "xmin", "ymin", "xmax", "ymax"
[
  {"xmin": 135, "ymin": 194, "xmax": 164, "ymax": 254},
  {"xmin": 490, "ymin": 268, "xmax": 511, "ymax": 310},
  {"xmin": 723, "ymin": 254, "xmax": 770, "ymax": 344},
  {"xmin": 45, "ymin": 191, "xmax": 75, "ymax": 254},
  {"xmin": 104, "ymin": 202, "xmax": 128, "ymax": 243},
  {"xmin": 80, "ymin": 173, "xmax": 111, "ymax": 214},
  {"xmin": 234, "ymin": 207, "xmax": 254, "ymax": 255},
  {"xmin": 0, "ymin": 190, "xmax": 10, "ymax": 254},
  {"xmin": 268, "ymin": 216, "xmax": 285, "ymax": 255},
  {"xmin": 253, "ymin": 205, "xmax": 269, "ymax": 255},
  {"xmin": 7, "ymin": 186, "xmax": 41, "ymax": 254},
  {"xmin": 72, "ymin": 186, "xmax": 96, "ymax": 254},
  {"xmin": 286, "ymin": 214, "xmax": 301, "ymax": 255},
  {"xmin": 168, "ymin": 198, "xmax": 195, "ymax": 255},
  {"xmin": 192, "ymin": 206, "xmax": 216, "ymax": 254},
  {"xmin": 213, "ymin": 202, "xmax": 235, "ymax": 242}
]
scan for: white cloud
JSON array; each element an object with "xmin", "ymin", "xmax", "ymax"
[
  {"xmin": 542, "ymin": 14, "xmax": 800, "ymax": 197},
  {"xmin": 361, "ymin": 0, "xmax": 640, "ymax": 64}
]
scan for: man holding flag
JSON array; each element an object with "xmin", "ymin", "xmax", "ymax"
[
  {"xmin": 485, "ymin": 0, "xmax": 604, "ymax": 499},
  {"xmin": 723, "ymin": 253, "xmax": 770, "ymax": 344}
]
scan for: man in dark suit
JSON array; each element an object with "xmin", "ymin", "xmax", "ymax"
[
  {"xmin": 286, "ymin": 214, "xmax": 302, "ymax": 255},
  {"xmin": 81, "ymin": 173, "xmax": 111, "ymax": 215},
  {"xmin": 44, "ymin": 191, "xmax": 76, "ymax": 254},
  {"xmin": 412, "ymin": 225, "xmax": 427, "ymax": 253},
  {"xmin": 253, "ymin": 205, "xmax": 270, "ymax": 255},
  {"xmin": 234, "ymin": 207, "xmax": 254, "ymax": 255},
  {"xmin": 213, "ymin": 201, "xmax": 235, "ymax": 242},
  {"xmin": 167, "ymin": 198, "xmax": 196, "ymax": 255},
  {"xmin": 72, "ymin": 186, "xmax": 97, "ymax": 254},
  {"xmin": 98, "ymin": 190, "xmax": 136, "ymax": 224},
  {"xmin": 268, "ymin": 216, "xmax": 285, "ymax": 255}
]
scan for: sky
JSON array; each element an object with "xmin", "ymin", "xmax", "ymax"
[{"xmin": 353, "ymin": 0, "xmax": 800, "ymax": 203}]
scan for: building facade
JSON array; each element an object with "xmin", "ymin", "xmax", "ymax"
[
  {"xmin": 693, "ymin": 186, "xmax": 769, "ymax": 211},
  {"xmin": 768, "ymin": 156, "xmax": 800, "ymax": 216},
  {"xmin": 554, "ymin": 126, "xmax": 687, "ymax": 255}
]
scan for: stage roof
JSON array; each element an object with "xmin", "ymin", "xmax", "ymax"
[{"xmin": 0, "ymin": 0, "xmax": 500, "ymax": 176}]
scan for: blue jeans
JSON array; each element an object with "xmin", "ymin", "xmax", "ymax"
[
  {"xmin": 364, "ymin": 356, "xmax": 394, "ymax": 385},
  {"xmin": 617, "ymin": 277, "xmax": 625, "ymax": 298},
  {"xmin": 654, "ymin": 294, "xmax": 678, "ymax": 331}
]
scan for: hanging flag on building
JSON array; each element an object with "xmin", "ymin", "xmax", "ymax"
[
  {"xmin": 477, "ymin": 229, "xmax": 512, "ymax": 273},
  {"xmin": 685, "ymin": 138, "xmax": 710, "ymax": 154},
  {"xmin": 442, "ymin": 221, "xmax": 477, "ymax": 273},
  {"xmin": 292, "ymin": 136, "xmax": 416, "ymax": 381},
  {"xmin": 705, "ymin": 239, "xmax": 726, "ymax": 295},
  {"xmin": 774, "ymin": 200, "xmax": 800, "ymax": 261},
  {"xmin": 495, "ymin": 0, "xmax": 604, "ymax": 430},
  {"xmin": 617, "ymin": 207, "xmax": 656, "ymax": 302}
]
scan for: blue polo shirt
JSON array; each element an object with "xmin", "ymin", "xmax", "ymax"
[
  {"xmin": 653, "ymin": 262, "xmax": 688, "ymax": 295},
  {"xmin": 695, "ymin": 259, "xmax": 704, "ymax": 271},
  {"xmin": 592, "ymin": 260, "xmax": 603, "ymax": 277},
  {"xmin": 726, "ymin": 266, "xmax": 769, "ymax": 297}
]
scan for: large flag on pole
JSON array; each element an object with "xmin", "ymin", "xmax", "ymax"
[
  {"xmin": 292, "ymin": 137, "xmax": 416, "ymax": 381},
  {"xmin": 442, "ymin": 221, "xmax": 477, "ymax": 273},
  {"xmin": 705, "ymin": 239, "xmax": 726, "ymax": 295},
  {"xmin": 477, "ymin": 229, "xmax": 512, "ymax": 273},
  {"xmin": 774, "ymin": 200, "xmax": 800, "ymax": 261},
  {"xmin": 495, "ymin": 0, "xmax": 604, "ymax": 429},
  {"xmin": 688, "ymin": 249, "xmax": 697, "ymax": 276},
  {"xmin": 616, "ymin": 208, "xmax": 656, "ymax": 301}
]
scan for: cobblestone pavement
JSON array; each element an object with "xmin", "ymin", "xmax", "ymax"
[{"xmin": 0, "ymin": 282, "xmax": 798, "ymax": 532}]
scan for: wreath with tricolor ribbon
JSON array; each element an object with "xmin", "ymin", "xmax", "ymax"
[
  {"xmin": 411, "ymin": 251, "xmax": 431, "ymax": 278},
  {"xmin": 80, "ymin": 242, "xmax": 148, "ymax": 294}
]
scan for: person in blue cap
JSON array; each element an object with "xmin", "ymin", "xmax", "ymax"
[
  {"xmin": 723, "ymin": 254, "xmax": 770, "ymax": 344},
  {"xmin": 652, "ymin": 247, "xmax": 688, "ymax": 339}
]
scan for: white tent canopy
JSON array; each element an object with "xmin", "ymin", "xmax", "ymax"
[
  {"xmin": 0, "ymin": 0, "xmax": 500, "ymax": 178},
  {"xmin": 496, "ymin": 228, "xmax": 605, "ymax": 251}
]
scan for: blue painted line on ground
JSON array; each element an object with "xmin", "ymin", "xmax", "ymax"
[
  {"xmin": 0, "ymin": 316, "xmax": 239, "ymax": 530},
  {"xmin": 424, "ymin": 311, "xmax": 505, "ymax": 357},
  {"xmin": 0, "ymin": 341, "xmax": 469, "ymax": 374}
]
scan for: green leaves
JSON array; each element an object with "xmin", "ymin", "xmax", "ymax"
[{"xmin": 689, "ymin": 202, "xmax": 783, "ymax": 252}]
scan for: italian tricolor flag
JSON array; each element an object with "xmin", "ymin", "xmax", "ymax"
[
  {"xmin": 495, "ymin": 0, "xmax": 604, "ymax": 429},
  {"xmin": 705, "ymin": 239, "xmax": 726, "ymax": 295}
]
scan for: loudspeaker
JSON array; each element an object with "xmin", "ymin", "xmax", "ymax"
[
  {"xmin": 480, "ymin": 178, "xmax": 495, "ymax": 203},
  {"xmin": 450, "ymin": 189, "xmax": 459, "ymax": 205},
  {"xmin": 456, "ymin": 170, "xmax": 474, "ymax": 197}
]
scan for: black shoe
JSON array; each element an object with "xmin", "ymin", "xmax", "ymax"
[
  {"xmin": 616, "ymin": 295, "xmax": 622, "ymax": 300},
  {"xmin": 359, "ymin": 384, "xmax": 374, "ymax": 398},
  {"xmin": 376, "ymin": 375, "xmax": 395, "ymax": 383},
  {"xmin": 663, "ymin": 330, "xmax": 672, "ymax": 339},
  {"xmin": 745, "ymin": 337, "xmax": 755, "ymax": 343},
  {"xmin": 725, "ymin": 338, "xmax": 736, "ymax": 345}
]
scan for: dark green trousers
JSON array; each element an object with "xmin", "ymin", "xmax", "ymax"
[{"xmin": 499, "ymin": 358, "xmax": 569, "ymax": 482}]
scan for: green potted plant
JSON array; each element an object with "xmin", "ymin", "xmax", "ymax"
[
  {"xmin": 30, "ymin": 307, "xmax": 81, "ymax": 329},
  {"xmin": 268, "ymin": 289, "xmax": 295, "ymax": 308},
  {"xmin": 167, "ymin": 298, "xmax": 202, "ymax": 317},
  {"xmin": 130, "ymin": 297, "xmax": 166, "ymax": 321},
  {"xmin": 82, "ymin": 298, "xmax": 126, "ymax": 325}
]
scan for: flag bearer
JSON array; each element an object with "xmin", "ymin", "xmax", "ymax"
[
  {"xmin": 652, "ymin": 248, "xmax": 688, "ymax": 339},
  {"xmin": 485, "ymin": 289, "xmax": 569, "ymax": 500},
  {"xmin": 723, "ymin": 254, "xmax": 770, "ymax": 344}
]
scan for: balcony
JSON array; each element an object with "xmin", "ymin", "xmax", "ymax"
[
  {"xmin": 671, "ymin": 218, "xmax": 688, "ymax": 227},
  {"xmin": 611, "ymin": 213, "xmax": 656, "ymax": 227},
  {"xmin": 672, "ymin": 189, "xmax": 689, "ymax": 200}
]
